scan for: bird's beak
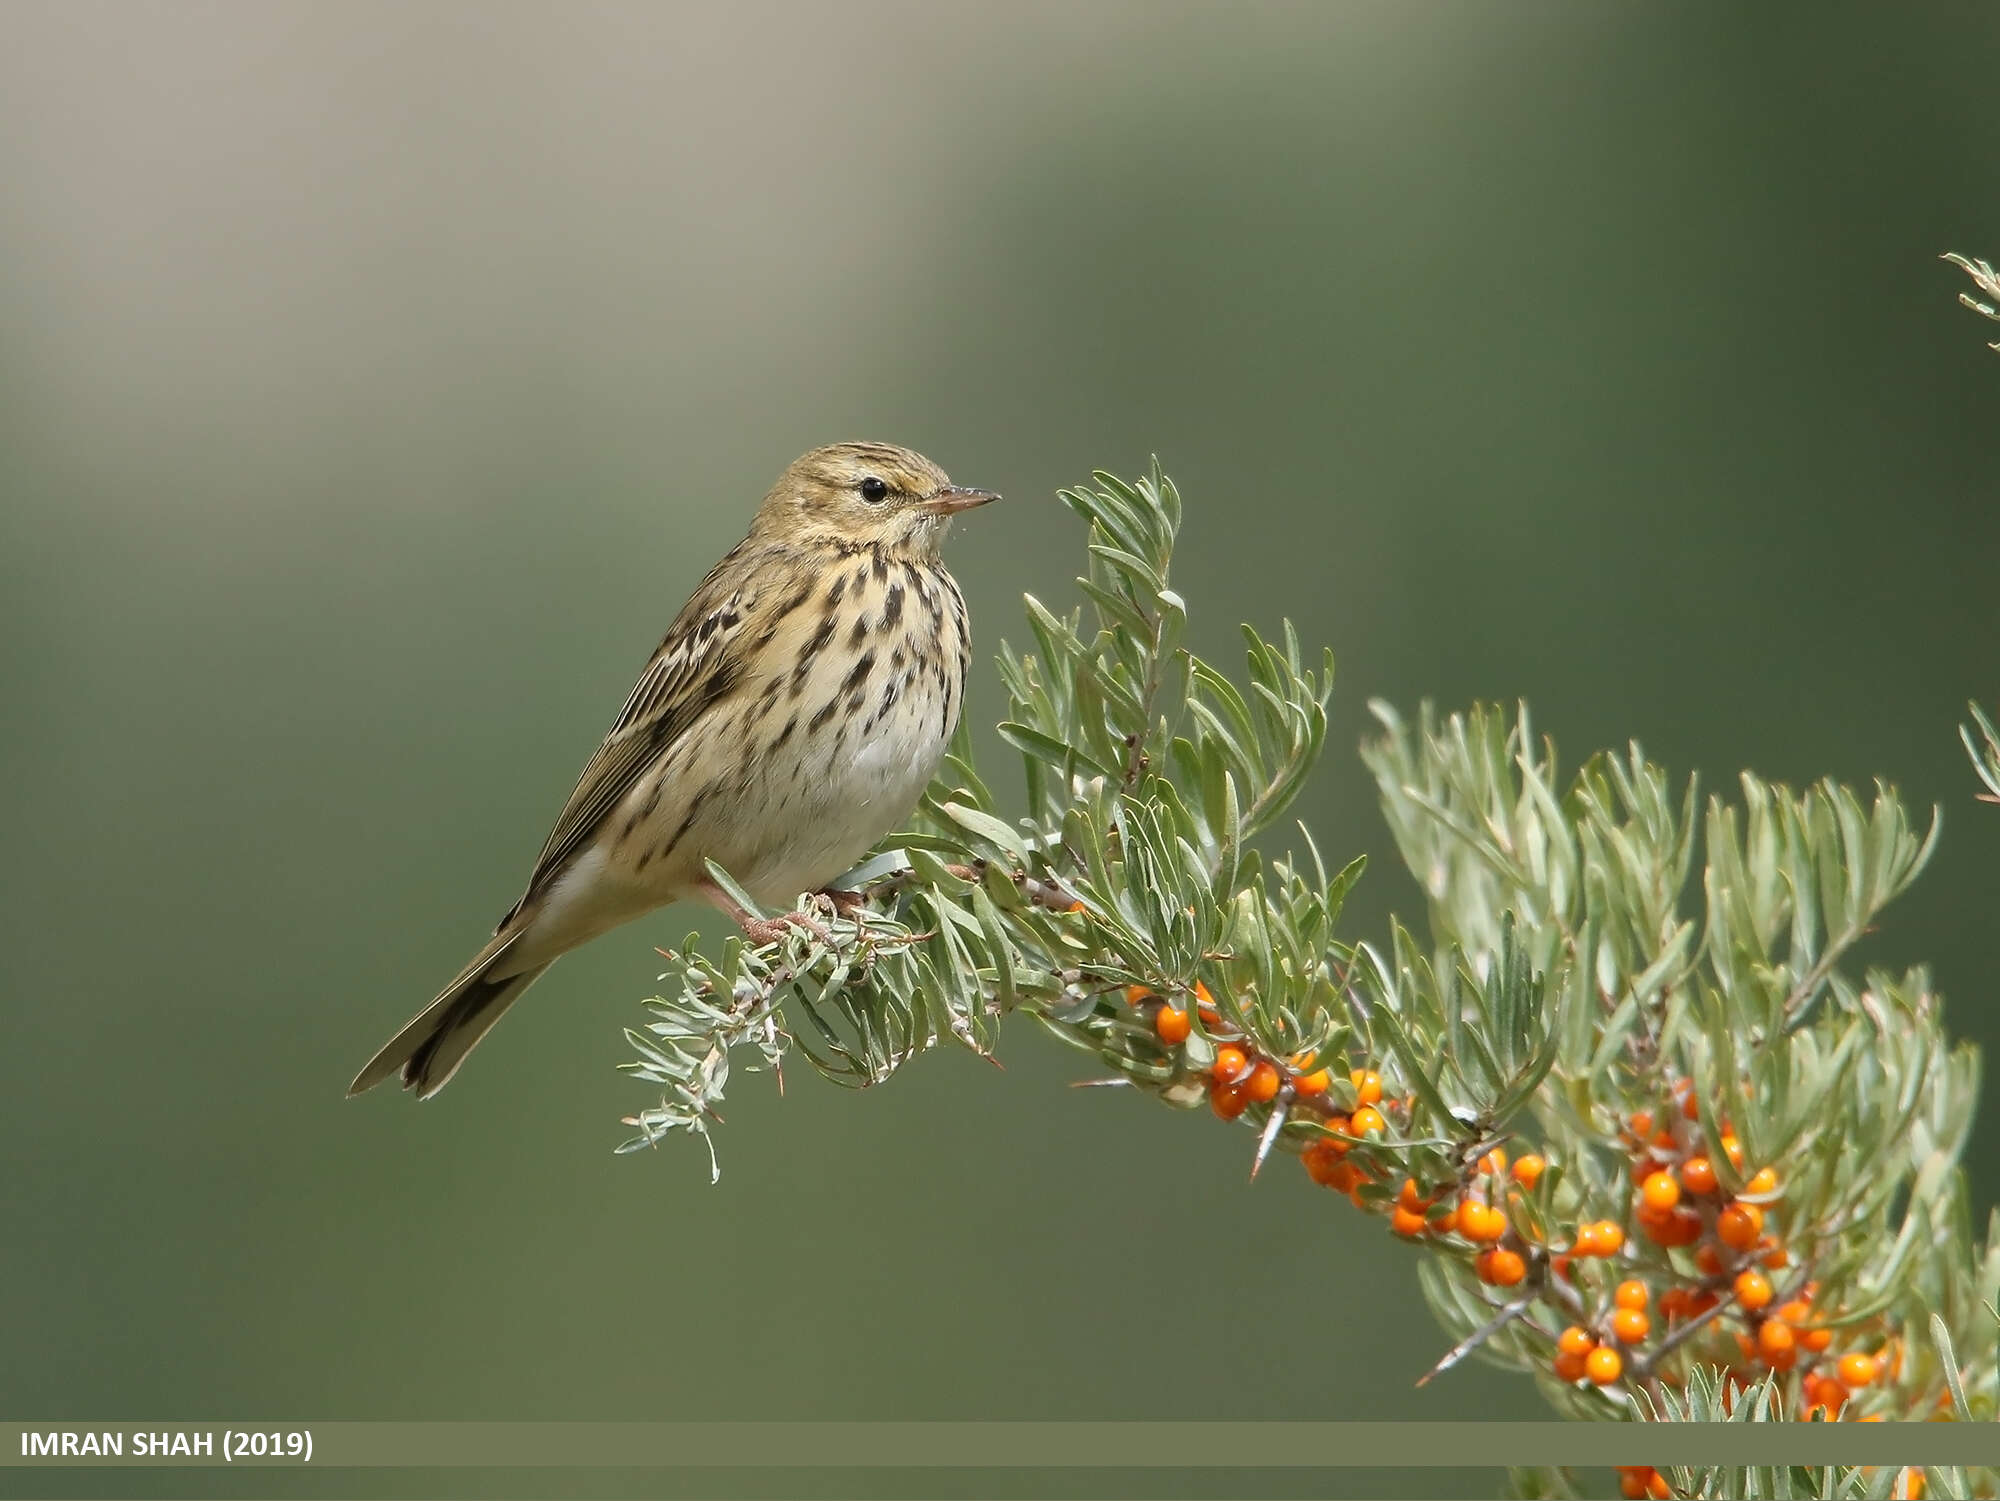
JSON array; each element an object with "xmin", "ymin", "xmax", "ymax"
[{"xmin": 919, "ymin": 486, "xmax": 1001, "ymax": 516}]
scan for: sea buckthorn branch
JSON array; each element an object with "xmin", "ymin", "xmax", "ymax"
[
  {"xmin": 617, "ymin": 467, "xmax": 1998, "ymax": 1496},
  {"xmin": 1370, "ymin": 705, "xmax": 2000, "ymax": 1423}
]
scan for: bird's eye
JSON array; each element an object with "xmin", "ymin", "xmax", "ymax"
[{"xmin": 858, "ymin": 477, "xmax": 889, "ymax": 504}]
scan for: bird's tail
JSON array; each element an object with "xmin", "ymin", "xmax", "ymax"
[{"xmin": 348, "ymin": 932, "xmax": 554, "ymax": 1100}]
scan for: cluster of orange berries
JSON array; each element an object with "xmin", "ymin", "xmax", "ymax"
[
  {"xmin": 1128, "ymin": 995, "xmax": 1923, "ymax": 1426},
  {"xmin": 1623, "ymin": 1083, "xmax": 1778, "ymax": 1261},
  {"xmin": 1124, "ymin": 982, "xmax": 1334, "ymax": 1119},
  {"xmin": 1298, "ymin": 1067, "xmax": 1395, "ymax": 1199},
  {"xmin": 1541, "ymin": 1079, "xmax": 1902, "ymax": 1416},
  {"xmin": 1553, "ymin": 1278, "xmax": 1653, "ymax": 1388},
  {"xmin": 1393, "ymin": 1145, "xmax": 1617, "ymax": 1290}
]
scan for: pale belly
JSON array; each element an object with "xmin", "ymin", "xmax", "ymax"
[
  {"xmin": 727, "ymin": 686, "xmax": 951, "ymax": 907},
  {"xmin": 513, "ymin": 710, "xmax": 947, "ymax": 967}
]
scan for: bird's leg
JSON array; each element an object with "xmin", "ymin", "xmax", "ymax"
[{"xmin": 700, "ymin": 882, "xmax": 834, "ymax": 947}]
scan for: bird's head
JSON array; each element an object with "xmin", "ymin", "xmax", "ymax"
[{"xmin": 754, "ymin": 441, "xmax": 999, "ymax": 558}]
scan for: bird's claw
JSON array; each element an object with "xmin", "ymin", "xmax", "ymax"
[{"xmin": 738, "ymin": 910, "xmax": 833, "ymax": 947}]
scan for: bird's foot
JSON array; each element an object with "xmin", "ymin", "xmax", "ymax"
[
  {"xmin": 735, "ymin": 909, "xmax": 835, "ymax": 947},
  {"xmin": 817, "ymin": 887, "xmax": 868, "ymax": 919},
  {"xmin": 700, "ymin": 880, "xmax": 837, "ymax": 948}
]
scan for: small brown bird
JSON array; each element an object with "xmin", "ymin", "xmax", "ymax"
[{"xmin": 349, "ymin": 441, "xmax": 997, "ymax": 1099}]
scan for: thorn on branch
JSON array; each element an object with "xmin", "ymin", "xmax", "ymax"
[
  {"xmin": 1249, "ymin": 1097, "xmax": 1290, "ymax": 1181},
  {"xmin": 1417, "ymin": 1293, "xmax": 1534, "ymax": 1387}
]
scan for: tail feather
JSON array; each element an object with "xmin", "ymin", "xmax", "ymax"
[{"xmin": 348, "ymin": 933, "xmax": 554, "ymax": 1100}]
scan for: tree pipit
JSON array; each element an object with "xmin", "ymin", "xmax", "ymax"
[{"xmin": 350, "ymin": 442, "xmax": 997, "ymax": 1099}]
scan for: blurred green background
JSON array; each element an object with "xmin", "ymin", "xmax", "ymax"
[{"xmin": 3, "ymin": 3, "xmax": 1997, "ymax": 1497}]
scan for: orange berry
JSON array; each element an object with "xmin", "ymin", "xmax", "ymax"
[
  {"xmin": 1349, "ymin": 1068, "xmax": 1382, "ymax": 1106},
  {"xmin": 1746, "ymin": 1167, "xmax": 1779, "ymax": 1197},
  {"xmin": 1802, "ymin": 1324, "xmax": 1833, "ymax": 1353},
  {"xmin": 1694, "ymin": 1243, "xmax": 1725, "ymax": 1276},
  {"xmin": 1209, "ymin": 1078, "xmax": 1250, "ymax": 1119},
  {"xmin": 1734, "ymin": 1269, "xmax": 1773, "ymax": 1310},
  {"xmin": 1805, "ymin": 1374, "xmax": 1849, "ymax": 1415},
  {"xmin": 1685, "ymin": 1289, "xmax": 1719, "ymax": 1316},
  {"xmin": 1397, "ymin": 1178, "xmax": 1432, "ymax": 1213},
  {"xmin": 1759, "ymin": 1237, "xmax": 1788, "ymax": 1270},
  {"xmin": 1677, "ymin": 1081, "xmax": 1700, "ymax": 1120},
  {"xmin": 1457, "ymin": 1202, "xmax": 1505, "ymax": 1242},
  {"xmin": 1681, "ymin": 1156, "xmax": 1718, "ymax": 1195},
  {"xmin": 1322, "ymin": 1160, "xmax": 1365, "ymax": 1194},
  {"xmin": 1620, "ymin": 1471, "xmax": 1648, "ymax": 1501},
  {"xmin": 1511, "ymin": 1153, "xmax": 1546, "ymax": 1189},
  {"xmin": 1588, "ymin": 1220, "xmax": 1626, "ymax": 1255},
  {"xmin": 1838, "ymin": 1352, "xmax": 1879, "ymax": 1389},
  {"xmin": 1349, "ymin": 1104, "xmax": 1387, "ymax": 1139},
  {"xmin": 1717, "ymin": 1202, "xmax": 1764, "ymax": 1250},
  {"xmin": 1302, "ymin": 1140, "xmax": 1346, "ymax": 1185},
  {"xmin": 1154, "ymin": 1006, "xmax": 1191, "ymax": 1044},
  {"xmin": 1293, "ymin": 1067, "xmax": 1331, "ymax": 1096},
  {"xmin": 1615, "ymin": 1279, "xmax": 1650, "ymax": 1310},
  {"xmin": 1611, "ymin": 1307, "xmax": 1650, "ymax": 1343},
  {"xmin": 1774, "ymin": 1299, "xmax": 1811, "ymax": 1324},
  {"xmin": 1628, "ymin": 1109, "xmax": 1655, "ymax": 1138},
  {"xmin": 1558, "ymin": 1325, "xmax": 1595, "ymax": 1357},
  {"xmin": 1905, "ymin": 1468, "xmax": 1927, "ymax": 1500},
  {"xmin": 1485, "ymin": 1248, "xmax": 1527, "ymax": 1286},
  {"xmin": 1193, "ymin": 981, "xmax": 1220, "ymax": 1027},
  {"xmin": 1554, "ymin": 1347, "xmax": 1589, "ymax": 1382},
  {"xmin": 1212, "ymin": 1045, "xmax": 1250, "ymax": 1084},
  {"xmin": 1720, "ymin": 1133, "xmax": 1744, "ymax": 1168},
  {"xmin": 1647, "ymin": 1472, "xmax": 1672, "ymax": 1501},
  {"xmin": 1391, "ymin": 1206, "xmax": 1427, "ymax": 1237},
  {"xmin": 1757, "ymin": 1318, "xmax": 1795, "ymax": 1363},
  {"xmin": 1641, "ymin": 1170, "xmax": 1681, "ymax": 1212},
  {"xmin": 1123, "ymin": 984, "xmax": 1153, "ymax": 1006},
  {"xmin": 1245, "ymin": 1060, "xmax": 1281, "ymax": 1103},
  {"xmin": 1646, "ymin": 1207, "xmax": 1703, "ymax": 1248},
  {"xmin": 1323, "ymin": 1114, "xmax": 1352, "ymax": 1147},
  {"xmin": 1586, "ymin": 1346, "xmax": 1624, "ymax": 1384},
  {"xmin": 1478, "ymin": 1147, "xmax": 1509, "ymax": 1176}
]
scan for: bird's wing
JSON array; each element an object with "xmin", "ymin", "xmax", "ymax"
[{"xmin": 507, "ymin": 541, "xmax": 788, "ymax": 916}]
